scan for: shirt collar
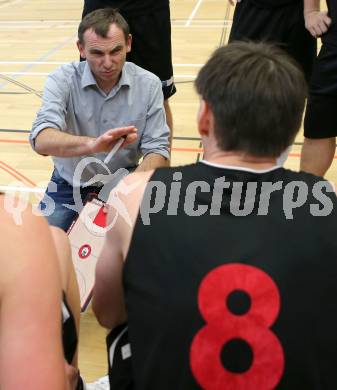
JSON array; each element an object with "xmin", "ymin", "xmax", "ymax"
[
  {"xmin": 117, "ymin": 63, "xmax": 131, "ymax": 88},
  {"xmin": 81, "ymin": 61, "xmax": 131, "ymax": 90},
  {"xmin": 81, "ymin": 61, "xmax": 97, "ymax": 89}
]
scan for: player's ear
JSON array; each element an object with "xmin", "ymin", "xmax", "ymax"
[
  {"xmin": 197, "ymin": 99, "xmax": 212, "ymax": 137},
  {"xmin": 77, "ymin": 40, "xmax": 86, "ymax": 59},
  {"xmin": 126, "ymin": 34, "xmax": 132, "ymax": 53}
]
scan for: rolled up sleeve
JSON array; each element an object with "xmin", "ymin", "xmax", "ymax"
[
  {"xmin": 140, "ymin": 78, "xmax": 170, "ymax": 160},
  {"xmin": 30, "ymin": 71, "xmax": 68, "ymax": 150}
]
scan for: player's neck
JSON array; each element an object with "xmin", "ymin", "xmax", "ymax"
[
  {"xmin": 203, "ymin": 149, "xmax": 278, "ymax": 170},
  {"xmin": 96, "ymin": 73, "xmax": 121, "ymax": 94}
]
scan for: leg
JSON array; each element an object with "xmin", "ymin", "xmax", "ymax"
[
  {"xmin": 303, "ymin": 94, "xmax": 337, "ymax": 176},
  {"xmin": 39, "ymin": 169, "xmax": 78, "ymax": 232},
  {"xmin": 126, "ymin": 6, "xmax": 176, "ymax": 145},
  {"xmin": 164, "ymin": 99, "xmax": 173, "ymax": 149},
  {"xmin": 300, "ymin": 137, "xmax": 336, "ymax": 176},
  {"xmin": 42, "ymin": 197, "xmax": 78, "ymax": 232},
  {"xmin": 39, "ymin": 168, "xmax": 100, "ymax": 232},
  {"xmin": 286, "ymin": 2, "xmax": 316, "ymax": 83}
]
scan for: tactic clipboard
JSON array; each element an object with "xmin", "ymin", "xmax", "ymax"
[{"xmin": 67, "ymin": 197, "xmax": 107, "ymax": 311}]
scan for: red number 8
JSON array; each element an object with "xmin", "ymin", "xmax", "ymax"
[{"xmin": 190, "ymin": 263, "xmax": 284, "ymax": 389}]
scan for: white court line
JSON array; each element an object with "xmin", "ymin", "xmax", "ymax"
[
  {"xmin": 185, "ymin": 0, "xmax": 204, "ymax": 27},
  {"xmin": 0, "ymin": 0, "xmax": 25, "ymax": 10},
  {"xmin": 0, "ymin": 185, "xmax": 45, "ymax": 193}
]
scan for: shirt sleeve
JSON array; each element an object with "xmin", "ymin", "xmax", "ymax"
[
  {"xmin": 30, "ymin": 70, "xmax": 69, "ymax": 150},
  {"xmin": 140, "ymin": 77, "xmax": 170, "ymax": 160}
]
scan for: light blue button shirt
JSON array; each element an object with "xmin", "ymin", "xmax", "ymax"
[{"xmin": 30, "ymin": 61, "xmax": 170, "ymax": 186}]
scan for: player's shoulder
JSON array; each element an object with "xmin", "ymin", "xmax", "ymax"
[
  {"xmin": 124, "ymin": 62, "xmax": 161, "ymax": 85},
  {"xmin": 0, "ymin": 193, "xmax": 52, "ymax": 245},
  {"xmin": 48, "ymin": 61, "xmax": 82, "ymax": 84}
]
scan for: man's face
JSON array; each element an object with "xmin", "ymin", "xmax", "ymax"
[{"xmin": 77, "ymin": 24, "xmax": 131, "ymax": 91}]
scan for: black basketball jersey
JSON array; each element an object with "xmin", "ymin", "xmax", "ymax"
[
  {"xmin": 83, "ymin": 0, "xmax": 168, "ymax": 17},
  {"xmin": 62, "ymin": 294, "xmax": 78, "ymax": 365},
  {"xmin": 124, "ymin": 162, "xmax": 337, "ymax": 389},
  {"xmin": 106, "ymin": 323, "xmax": 133, "ymax": 389}
]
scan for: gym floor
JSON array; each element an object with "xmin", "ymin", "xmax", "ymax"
[{"xmin": 0, "ymin": 0, "xmax": 333, "ymax": 382}]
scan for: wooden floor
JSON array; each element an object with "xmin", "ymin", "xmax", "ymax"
[{"xmin": 0, "ymin": 0, "xmax": 334, "ymax": 382}]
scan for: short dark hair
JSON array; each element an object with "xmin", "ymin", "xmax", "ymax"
[
  {"xmin": 195, "ymin": 42, "xmax": 307, "ymax": 157},
  {"xmin": 78, "ymin": 8, "xmax": 129, "ymax": 45}
]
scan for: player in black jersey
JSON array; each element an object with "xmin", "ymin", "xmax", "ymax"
[
  {"xmin": 82, "ymin": 0, "xmax": 176, "ymax": 135},
  {"xmin": 301, "ymin": 0, "xmax": 337, "ymax": 176},
  {"xmin": 228, "ymin": 0, "xmax": 317, "ymax": 83},
  {"xmin": 93, "ymin": 42, "xmax": 337, "ymax": 389}
]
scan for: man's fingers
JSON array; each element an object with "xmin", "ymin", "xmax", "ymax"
[
  {"xmin": 310, "ymin": 23, "xmax": 323, "ymax": 37},
  {"xmin": 322, "ymin": 12, "xmax": 332, "ymax": 27},
  {"xmin": 314, "ymin": 25, "xmax": 323, "ymax": 36},
  {"xmin": 323, "ymin": 15, "xmax": 332, "ymax": 28},
  {"xmin": 308, "ymin": 26, "xmax": 316, "ymax": 37},
  {"xmin": 318, "ymin": 21, "xmax": 328, "ymax": 34},
  {"xmin": 123, "ymin": 133, "xmax": 138, "ymax": 146},
  {"xmin": 105, "ymin": 128, "xmax": 138, "ymax": 144},
  {"xmin": 105, "ymin": 126, "xmax": 137, "ymax": 139}
]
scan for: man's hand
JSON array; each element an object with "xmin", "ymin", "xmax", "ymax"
[
  {"xmin": 88, "ymin": 126, "xmax": 138, "ymax": 154},
  {"xmin": 34, "ymin": 126, "xmax": 138, "ymax": 158},
  {"xmin": 305, "ymin": 10, "xmax": 332, "ymax": 37}
]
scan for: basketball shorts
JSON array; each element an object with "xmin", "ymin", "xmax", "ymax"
[
  {"xmin": 229, "ymin": 0, "xmax": 316, "ymax": 82},
  {"xmin": 125, "ymin": 6, "xmax": 176, "ymax": 99},
  {"xmin": 304, "ymin": 42, "xmax": 337, "ymax": 139},
  {"xmin": 304, "ymin": 94, "xmax": 337, "ymax": 138},
  {"xmin": 106, "ymin": 323, "xmax": 133, "ymax": 389}
]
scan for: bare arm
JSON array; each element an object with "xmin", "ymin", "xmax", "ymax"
[
  {"xmin": 135, "ymin": 153, "xmax": 169, "ymax": 173},
  {"xmin": 304, "ymin": 0, "xmax": 331, "ymax": 37},
  {"xmin": 50, "ymin": 226, "xmax": 81, "ymax": 368},
  {"xmin": 0, "ymin": 199, "xmax": 67, "ymax": 389},
  {"xmin": 34, "ymin": 126, "xmax": 137, "ymax": 157},
  {"xmin": 93, "ymin": 171, "xmax": 153, "ymax": 329}
]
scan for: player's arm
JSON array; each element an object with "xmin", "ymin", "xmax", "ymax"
[
  {"xmin": 304, "ymin": 0, "xmax": 331, "ymax": 37},
  {"xmin": 93, "ymin": 171, "xmax": 153, "ymax": 329},
  {"xmin": 30, "ymin": 71, "xmax": 137, "ymax": 158},
  {"xmin": 135, "ymin": 152, "xmax": 169, "ymax": 172},
  {"xmin": 0, "ymin": 200, "xmax": 67, "ymax": 390},
  {"xmin": 34, "ymin": 126, "xmax": 137, "ymax": 157},
  {"xmin": 137, "ymin": 78, "xmax": 170, "ymax": 171}
]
